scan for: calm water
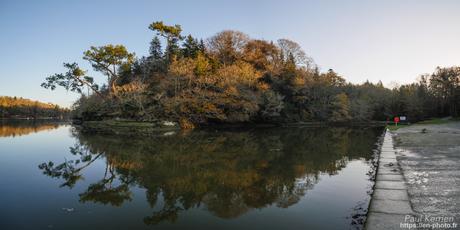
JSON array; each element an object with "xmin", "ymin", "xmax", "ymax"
[{"xmin": 0, "ymin": 121, "xmax": 382, "ymax": 230}]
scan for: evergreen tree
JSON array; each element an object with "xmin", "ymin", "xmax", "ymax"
[
  {"xmin": 165, "ymin": 37, "xmax": 181, "ymax": 62},
  {"xmin": 198, "ymin": 39, "xmax": 206, "ymax": 53},
  {"xmin": 149, "ymin": 36, "xmax": 163, "ymax": 60},
  {"xmin": 182, "ymin": 35, "xmax": 200, "ymax": 58},
  {"xmin": 149, "ymin": 21, "xmax": 183, "ymax": 64}
]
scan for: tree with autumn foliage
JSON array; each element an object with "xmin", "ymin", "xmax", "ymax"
[{"xmin": 41, "ymin": 21, "xmax": 460, "ymax": 127}]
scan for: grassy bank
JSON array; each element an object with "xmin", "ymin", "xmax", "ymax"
[
  {"xmin": 386, "ymin": 123, "xmax": 409, "ymax": 131},
  {"xmin": 386, "ymin": 117, "xmax": 457, "ymax": 131}
]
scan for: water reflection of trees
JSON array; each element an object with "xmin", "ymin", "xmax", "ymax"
[
  {"xmin": 0, "ymin": 120, "xmax": 60, "ymax": 137},
  {"xmin": 39, "ymin": 127, "xmax": 381, "ymax": 225}
]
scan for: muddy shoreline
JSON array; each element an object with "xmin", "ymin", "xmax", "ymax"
[{"xmin": 76, "ymin": 119, "xmax": 388, "ymax": 136}]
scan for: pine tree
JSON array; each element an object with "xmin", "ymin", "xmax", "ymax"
[
  {"xmin": 182, "ymin": 35, "xmax": 200, "ymax": 58},
  {"xmin": 199, "ymin": 39, "xmax": 206, "ymax": 53},
  {"xmin": 165, "ymin": 37, "xmax": 180, "ymax": 63},
  {"xmin": 149, "ymin": 36, "xmax": 163, "ymax": 60}
]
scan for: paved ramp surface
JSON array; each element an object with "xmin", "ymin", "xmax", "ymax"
[{"xmin": 394, "ymin": 122, "xmax": 460, "ymax": 228}]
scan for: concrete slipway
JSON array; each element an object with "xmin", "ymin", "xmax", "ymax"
[{"xmin": 365, "ymin": 131, "xmax": 415, "ymax": 230}]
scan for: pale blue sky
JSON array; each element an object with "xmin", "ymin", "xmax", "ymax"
[{"xmin": 1, "ymin": 0, "xmax": 460, "ymax": 107}]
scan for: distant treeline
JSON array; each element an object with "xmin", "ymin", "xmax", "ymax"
[
  {"xmin": 0, "ymin": 96, "xmax": 69, "ymax": 119},
  {"xmin": 42, "ymin": 21, "xmax": 460, "ymax": 128}
]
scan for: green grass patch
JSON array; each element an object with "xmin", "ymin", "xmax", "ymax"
[
  {"xmin": 386, "ymin": 124, "xmax": 408, "ymax": 131},
  {"xmin": 387, "ymin": 118, "xmax": 453, "ymax": 130}
]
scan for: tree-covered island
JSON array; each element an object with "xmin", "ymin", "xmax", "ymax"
[{"xmin": 42, "ymin": 21, "xmax": 460, "ymax": 129}]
